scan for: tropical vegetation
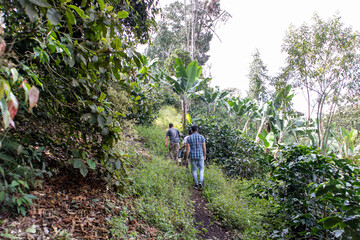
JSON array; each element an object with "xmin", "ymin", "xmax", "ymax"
[{"xmin": 0, "ymin": 0, "xmax": 359, "ymax": 239}]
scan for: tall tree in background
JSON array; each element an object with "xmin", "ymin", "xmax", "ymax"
[
  {"xmin": 282, "ymin": 14, "xmax": 360, "ymax": 151},
  {"xmin": 247, "ymin": 49, "xmax": 270, "ymax": 102},
  {"xmin": 146, "ymin": 0, "xmax": 229, "ymax": 67}
]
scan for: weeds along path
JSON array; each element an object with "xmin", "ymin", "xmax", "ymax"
[{"xmin": 190, "ymin": 187, "xmax": 234, "ymax": 239}]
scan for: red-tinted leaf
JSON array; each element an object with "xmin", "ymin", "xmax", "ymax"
[
  {"xmin": 9, "ymin": 118, "xmax": 15, "ymax": 128},
  {"xmin": 0, "ymin": 40, "xmax": 6, "ymax": 56},
  {"xmin": 28, "ymin": 86, "xmax": 40, "ymax": 112},
  {"xmin": 7, "ymin": 98, "xmax": 19, "ymax": 119}
]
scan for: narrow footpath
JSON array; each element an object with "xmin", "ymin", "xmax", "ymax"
[{"xmin": 191, "ymin": 189, "xmax": 235, "ymax": 240}]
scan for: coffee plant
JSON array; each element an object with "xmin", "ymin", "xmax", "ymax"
[
  {"xmin": 193, "ymin": 117, "xmax": 269, "ymax": 179},
  {"xmin": 256, "ymin": 144, "xmax": 360, "ymax": 239}
]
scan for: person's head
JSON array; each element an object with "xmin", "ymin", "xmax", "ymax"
[
  {"xmin": 191, "ymin": 125, "xmax": 199, "ymax": 133},
  {"xmin": 188, "ymin": 129, "xmax": 192, "ymax": 135},
  {"xmin": 169, "ymin": 123, "xmax": 174, "ymax": 128}
]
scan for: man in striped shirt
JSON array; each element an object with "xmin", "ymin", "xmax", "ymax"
[{"xmin": 185, "ymin": 125, "xmax": 206, "ymax": 190}]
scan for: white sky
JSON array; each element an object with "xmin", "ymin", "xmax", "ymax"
[{"xmin": 155, "ymin": 0, "xmax": 360, "ymax": 113}]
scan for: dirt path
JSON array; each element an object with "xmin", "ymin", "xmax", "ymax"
[{"xmin": 191, "ymin": 189, "xmax": 235, "ymax": 240}]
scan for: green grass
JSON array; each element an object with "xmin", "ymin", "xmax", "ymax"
[
  {"xmin": 153, "ymin": 105, "xmax": 182, "ymax": 131},
  {"xmin": 111, "ymin": 106, "xmax": 276, "ymax": 239},
  {"xmin": 203, "ymin": 165, "xmax": 276, "ymax": 239},
  {"xmin": 117, "ymin": 110, "xmax": 197, "ymax": 239},
  {"xmin": 132, "ymin": 155, "xmax": 196, "ymax": 239}
]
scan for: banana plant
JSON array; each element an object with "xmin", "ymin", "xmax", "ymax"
[
  {"xmin": 331, "ymin": 126, "xmax": 359, "ymax": 158},
  {"xmin": 242, "ymin": 100, "xmax": 258, "ymax": 133},
  {"xmin": 255, "ymin": 85, "xmax": 294, "ymax": 144},
  {"xmin": 200, "ymin": 87, "xmax": 229, "ymax": 116},
  {"xmin": 164, "ymin": 58, "xmax": 209, "ymax": 130},
  {"xmin": 228, "ymin": 97, "xmax": 252, "ymax": 129}
]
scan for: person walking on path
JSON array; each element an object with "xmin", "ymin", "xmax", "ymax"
[
  {"xmin": 165, "ymin": 123, "xmax": 181, "ymax": 163},
  {"xmin": 178, "ymin": 129, "xmax": 192, "ymax": 165},
  {"xmin": 185, "ymin": 125, "xmax": 206, "ymax": 190}
]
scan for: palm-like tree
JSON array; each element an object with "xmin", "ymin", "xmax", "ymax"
[
  {"xmin": 165, "ymin": 58, "xmax": 209, "ymax": 130},
  {"xmin": 201, "ymin": 87, "xmax": 228, "ymax": 116},
  {"xmin": 228, "ymin": 97, "xmax": 252, "ymax": 129}
]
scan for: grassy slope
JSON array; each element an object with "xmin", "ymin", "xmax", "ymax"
[{"xmin": 112, "ymin": 106, "xmax": 274, "ymax": 240}]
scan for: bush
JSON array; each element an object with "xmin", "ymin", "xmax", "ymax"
[
  {"xmin": 0, "ymin": 138, "xmax": 51, "ymax": 215},
  {"xmin": 257, "ymin": 144, "xmax": 360, "ymax": 239},
  {"xmin": 193, "ymin": 117, "xmax": 269, "ymax": 179}
]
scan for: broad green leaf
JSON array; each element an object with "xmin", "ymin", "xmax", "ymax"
[
  {"xmin": 0, "ymin": 80, "xmax": 4, "ymax": 99},
  {"xmin": 2, "ymin": 110, "xmax": 11, "ymax": 129},
  {"xmin": 25, "ymin": 3, "xmax": 39, "ymax": 22},
  {"xmin": 86, "ymin": 159, "xmax": 96, "ymax": 169},
  {"xmin": 0, "ymin": 166, "xmax": 4, "ymax": 177},
  {"xmin": 318, "ymin": 216, "xmax": 342, "ymax": 229},
  {"xmin": 29, "ymin": 0, "xmax": 51, "ymax": 7},
  {"xmin": 106, "ymin": 6, "xmax": 113, "ymax": 12},
  {"xmin": 97, "ymin": 115, "xmax": 106, "ymax": 128},
  {"xmin": 65, "ymin": 9, "xmax": 75, "ymax": 25},
  {"xmin": 68, "ymin": 5, "xmax": 88, "ymax": 18},
  {"xmin": 101, "ymin": 127, "xmax": 109, "ymax": 135},
  {"xmin": 99, "ymin": 92, "xmax": 106, "ymax": 101},
  {"xmin": 73, "ymin": 158, "xmax": 82, "ymax": 168},
  {"xmin": 97, "ymin": 0, "xmax": 105, "ymax": 10},
  {"xmin": 10, "ymin": 68, "xmax": 19, "ymax": 83},
  {"xmin": 80, "ymin": 0, "xmax": 87, "ymax": 7},
  {"xmin": 258, "ymin": 133, "xmax": 269, "ymax": 148},
  {"xmin": 115, "ymin": 159, "xmax": 121, "ymax": 169},
  {"xmin": 117, "ymin": 10, "xmax": 129, "ymax": 19},
  {"xmin": 0, "ymin": 191, "xmax": 5, "ymax": 201},
  {"xmin": 79, "ymin": 162, "xmax": 88, "ymax": 177},
  {"xmin": 46, "ymin": 8, "xmax": 61, "ymax": 25},
  {"xmin": 11, "ymin": 180, "xmax": 19, "ymax": 187},
  {"xmin": 71, "ymin": 149, "xmax": 81, "ymax": 157}
]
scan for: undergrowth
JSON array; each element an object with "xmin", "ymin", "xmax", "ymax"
[
  {"xmin": 203, "ymin": 165, "xmax": 276, "ymax": 239},
  {"xmin": 110, "ymin": 107, "xmax": 197, "ymax": 239},
  {"xmin": 132, "ymin": 155, "xmax": 196, "ymax": 239}
]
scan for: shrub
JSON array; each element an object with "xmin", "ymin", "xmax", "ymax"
[
  {"xmin": 0, "ymin": 138, "xmax": 51, "ymax": 215},
  {"xmin": 193, "ymin": 117, "xmax": 269, "ymax": 179},
  {"xmin": 257, "ymin": 144, "xmax": 360, "ymax": 239}
]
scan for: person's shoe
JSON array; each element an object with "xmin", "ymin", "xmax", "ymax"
[
  {"xmin": 194, "ymin": 184, "xmax": 199, "ymax": 190},
  {"xmin": 198, "ymin": 183, "xmax": 203, "ymax": 191}
]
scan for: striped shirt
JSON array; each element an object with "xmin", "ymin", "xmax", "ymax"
[{"xmin": 186, "ymin": 132, "xmax": 206, "ymax": 159}]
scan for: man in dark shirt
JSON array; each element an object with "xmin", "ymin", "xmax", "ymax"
[
  {"xmin": 165, "ymin": 123, "xmax": 181, "ymax": 163},
  {"xmin": 185, "ymin": 125, "xmax": 206, "ymax": 190}
]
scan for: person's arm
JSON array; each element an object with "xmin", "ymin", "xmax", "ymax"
[
  {"xmin": 165, "ymin": 135, "xmax": 169, "ymax": 147},
  {"xmin": 202, "ymin": 142, "xmax": 206, "ymax": 161},
  {"xmin": 185, "ymin": 143, "xmax": 190, "ymax": 163}
]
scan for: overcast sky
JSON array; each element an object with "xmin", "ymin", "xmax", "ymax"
[{"xmin": 156, "ymin": 0, "xmax": 360, "ymax": 112}]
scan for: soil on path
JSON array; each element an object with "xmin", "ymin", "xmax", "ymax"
[{"xmin": 191, "ymin": 189, "xmax": 235, "ymax": 240}]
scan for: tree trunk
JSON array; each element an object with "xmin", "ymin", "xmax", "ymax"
[
  {"xmin": 242, "ymin": 118, "xmax": 250, "ymax": 133},
  {"xmin": 255, "ymin": 117, "xmax": 267, "ymax": 143},
  {"xmin": 190, "ymin": 0, "xmax": 198, "ymax": 59},
  {"xmin": 184, "ymin": 0, "xmax": 189, "ymax": 50},
  {"xmin": 181, "ymin": 97, "xmax": 187, "ymax": 131}
]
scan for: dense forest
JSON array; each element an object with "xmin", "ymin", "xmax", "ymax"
[{"xmin": 0, "ymin": 0, "xmax": 359, "ymax": 239}]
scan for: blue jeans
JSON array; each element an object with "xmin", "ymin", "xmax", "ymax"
[{"xmin": 190, "ymin": 158, "xmax": 204, "ymax": 185}]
